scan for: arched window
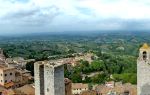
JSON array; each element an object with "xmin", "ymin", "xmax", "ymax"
[{"xmin": 143, "ymin": 51, "xmax": 147, "ymax": 60}]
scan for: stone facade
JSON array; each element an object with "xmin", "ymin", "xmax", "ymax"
[
  {"xmin": 72, "ymin": 83, "xmax": 88, "ymax": 95},
  {"xmin": 0, "ymin": 65, "xmax": 32, "ymax": 88},
  {"xmin": 0, "ymin": 66, "xmax": 16, "ymax": 86},
  {"xmin": 137, "ymin": 43, "xmax": 150, "ymax": 95},
  {"xmin": 34, "ymin": 60, "xmax": 65, "ymax": 95}
]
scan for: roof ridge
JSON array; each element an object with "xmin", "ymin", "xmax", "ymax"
[{"xmin": 140, "ymin": 43, "xmax": 150, "ymax": 50}]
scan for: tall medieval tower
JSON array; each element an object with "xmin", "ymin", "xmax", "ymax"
[
  {"xmin": 137, "ymin": 43, "xmax": 150, "ymax": 95},
  {"xmin": 34, "ymin": 60, "xmax": 65, "ymax": 95}
]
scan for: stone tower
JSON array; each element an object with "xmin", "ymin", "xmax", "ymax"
[
  {"xmin": 137, "ymin": 43, "xmax": 150, "ymax": 95},
  {"xmin": 34, "ymin": 60, "xmax": 65, "ymax": 95},
  {"xmin": 0, "ymin": 48, "xmax": 6, "ymax": 62}
]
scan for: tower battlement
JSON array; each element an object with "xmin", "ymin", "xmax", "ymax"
[{"xmin": 35, "ymin": 60, "xmax": 64, "ymax": 68}]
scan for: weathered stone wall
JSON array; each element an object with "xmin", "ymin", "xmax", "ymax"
[
  {"xmin": 34, "ymin": 62, "xmax": 41, "ymax": 95},
  {"xmin": 54, "ymin": 65, "xmax": 65, "ymax": 95},
  {"xmin": 35, "ymin": 61, "xmax": 65, "ymax": 95},
  {"xmin": 39, "ymin": 65, "xmax": 45, "ymax": 95},
  {"xmin": 44, "ymin": 64, "xmax": 54, "ymax": 95},
  {"xmin": 137, "ymin": 60, "xmax": 150, "ymax": 95}
]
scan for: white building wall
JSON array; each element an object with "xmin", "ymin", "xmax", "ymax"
[
  {"xmin": 44, "ymin": 64, "xmax": 55, "ymax": 95},
  {"xmin": 72, "ymin": 88, "xmax": 88, "ymax": 95}
]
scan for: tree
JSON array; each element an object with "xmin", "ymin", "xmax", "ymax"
[
  {"xmin": 91, "ymin": 73, "xmax": 107, "ymax": 84},
  {"xmin": 112, "ymin": 73, "xmax": 137, "ymax": 84},
  {"xmin": 83, "ymin": 76, "xmax": 91, "ymax": 83},
  {"xmin": 71, "ymin": 73, "xmax": 82, "ymax": 83},
  {"xmin": 81, "ymin": 60, "xmax": 89, "ymax": 67},
  {"xmin": 90, "ymin": 60, "xmax": 105, "ymax": 71}
]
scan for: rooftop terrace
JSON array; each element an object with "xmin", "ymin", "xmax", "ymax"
[{"xmin": 35, "ymin": 59, "xmax": 64, "ymax": 68}]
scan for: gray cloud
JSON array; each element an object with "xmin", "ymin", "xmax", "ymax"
[
  {"xmin": 4, "ymin": 8, "xmax": 39, "ymax": 19},
  {"xmin": 1, "ymin": 0, "xmax": 150, "ymax": 35},
  {"xmin": 1, "ymin": 5, "xmax": 60, "ymax": 27}
]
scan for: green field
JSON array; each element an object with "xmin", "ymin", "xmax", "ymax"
[{"xmin": 0, "ymin": 31, "xmax": 149, "ymax": 84}]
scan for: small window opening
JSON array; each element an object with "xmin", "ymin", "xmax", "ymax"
[{"xmin": 143, "ymin": 51, "xmax": 147, "ymax": 60}]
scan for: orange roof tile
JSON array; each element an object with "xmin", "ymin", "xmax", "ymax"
[
  {"xmin": 140, "ymin": 43, "xmax": 150, "ymax": 50},
  {"xmin": 72, "ymin": 83, "xmax": 88, "ymax": 89},
  {"xmin": 16, "ymin": 84, "xmax": 35, "ymax": 95},
  {"xmin": 4, "ymin": 82, "xmax": 14, "ymax": 88}
]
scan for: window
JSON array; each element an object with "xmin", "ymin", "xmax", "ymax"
[
  {"xmin": 47, "ymin": 88, "xmax": 49, "ymax": 92},
  {"xmin": 10, "ymin": 73, "xmax": 12, "ymax": 75},
  {"xmin": 5, "ymin": 74, "xmax": 7, "ymax": 76},
  {"xmin": 143, "ymin": 51, "xmax": 147, "ymax": 60}
]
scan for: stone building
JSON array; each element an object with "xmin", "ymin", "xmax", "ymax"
[
  {"xmin": 81, "ymin": 90, "xmax": 97, "ymax": 95},
  {"xmin": 34, "ymin": 60, "xmax": 65, "ymax": 95},
  {"xmin": 137, "ymin": 43, "xmax": 150, "ymax": 95},
  {"xmin": 0, "ymin": 65, "xmax": 16, "ymax": 87},
  {"xmin": 72, "ymin": 83, "xmax": 88, "ymax": 95},
  {"xmin": 0, "ymin": 64, "xmax": 32, "ymax": 88},
  {"xmin": 2, "ymin": 84, "xmax": 35, "ymax": 95},
  {"xmin": 96, "ymin": 82, "xmax": 136, "ymax": 95},
  {"xmin": 15, "ymin": 69, "xmax": 33, "ymax": 87}
]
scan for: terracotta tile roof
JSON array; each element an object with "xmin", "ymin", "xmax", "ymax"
[
  {"xmin": 0, "ymin": 86, "xmax": 6, "ymax": 92},
  {"xmin": 81, "ymin": 90, "xmax": 97, "ymax": 95},
  {"xmin": 4, "ymin": 82, "xmax": 14, "ymax": 88},
  {"xmin": 96, "ymin": 85, "xmax": 111, "ymax": 94},
  {"xmin": 2, "ymin": 89, "xmax": 15, "ymax": 95},
  {"xmin": 15, "ymin": 84, "xmax": 35, "ymax": 95},
  {"xmin": 72, "ymin": 83, "xmax": 88, "ymax": 89},
  {"xmin": 0, "ymin": 65, "xmax": 15, "ymax": 70},
  {"xmin": 96, "ymin": 83, "xmax": 137, "ymax": 95}
]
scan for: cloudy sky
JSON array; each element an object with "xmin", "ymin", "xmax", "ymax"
[{"xmin": 0, "ymin": 0, "xmax": 150, "ymax": 35}]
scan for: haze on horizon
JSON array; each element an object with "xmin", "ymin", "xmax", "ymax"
[{"xmin": 0, "ymin": 0, "xmax": 150, "ymax": 35}]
